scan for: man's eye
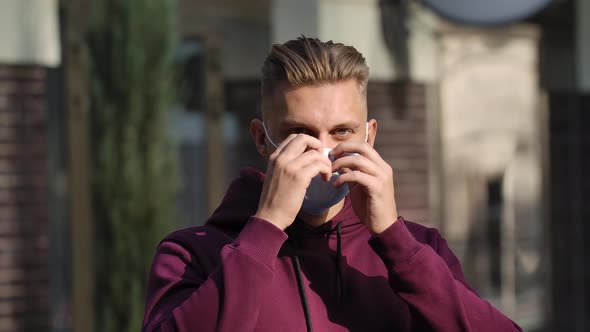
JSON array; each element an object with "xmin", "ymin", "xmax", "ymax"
[{"xmin": 334, "ymin": 128, "xmax": 353, "ymax": 137}]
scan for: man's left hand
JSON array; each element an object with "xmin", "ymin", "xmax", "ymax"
[{"xmin": 330, "ymin": 142, "xmax": 398, "ymax": 235}]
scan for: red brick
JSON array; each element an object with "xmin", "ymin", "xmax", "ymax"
[
  {"xmin": 393, "ymin": 171, "xmax": 428, "ymax": 185},
  {"xmin": 390, "ymin": 158, "xmax": 429, "ymax": 171},
  {"xmin": 0, "ymin": 127, "xmax": 19, "ymax": 142},
  {"xmin": 0, "ymin": 82, "xmax": 19, "ymax": 96},
  {"xmin": 397, "ymin": 186, "xmax": 430, "ymax": 201},
  {"xmin": 29, "ymin": 205, "xmax": 50, "ymax": 221},
  {"xmin": 0, "ymin": 189, "xmax": 42, "ymax": 205},
  {"xmin": 367, "ymin": 81, "xmax": 429, "ymax": 222},
  {"xmin": 0, "ymin": 316, "xmax": 50, "ymax": 332},
  {"xmin": 0, "ymin": 205, "xmax": 21, "ymax": 220},
  {"xmin": 0, "ymin": 283, "xmax": 49, "ymax": 301},
  {"xmin": 19, "ymin": 82, "xmax": 45, "ymax": 96},
  {"xmin": 0, "ymin": 109, "xmax": 45, "ymax": 127},
  {"xmin": 0, "ymin": 267, "xmax": 49, "ymax": 284},
  {"xmin": 0, "ymin": 296, "xmax": 49, "ymax": 316},
  {"xmin": 0, "ymin": 66, "xmax": 46, "ymax": 80},
  {"xmin": 0, "ymin": 159, "xmax": 48, "ymax": 173},
  {"xmin": 0, "ymin": 113, "xmax": 23, "ymax": 126},
  {"xmin": 1, "ymin": 203, "xmax": 49, "ymax": 221},
  {"xmin": 0, "ymin": 220, "xmax": 26, "ymax": 236},
  {"xmin": 399, "ymin": 208, "xmax": 431, "ymax": 224},
  {"xmin": 375, "ymin": 132, "xmax": 427, "ymax": 145},
  {"xmin": 378, "ymin": 146, "xmax": 428, "ymax": 159},
  {"xmin": 0, "ymin": 143, "xmax": 47, "ymax": 158},
  {"xmin": 22, "ymin": 99, "xmax": 45, "ymax": 113},
  {"xmin": 0, "ymin": 175, "xmax": 22, "ymax": 188},
  {"xmin": 0, "ymin": 96, "xmax": 21, "ymax": 112},
  {"xmin": 0, "ymin": 234, "xmax": 49, "ymax": 256},
  {"xmin": 0, "ymin": 237, "xmax": 27, "ymax": 252},
  {"xmin": 22, "ymin": 109, "xmax": 47, "ymax": 127},
  {"xmin": 0, "ymin": 252, "xmax": 48, "ymax": 269}
]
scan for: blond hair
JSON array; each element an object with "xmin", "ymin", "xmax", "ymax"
[{"xmin": 261, "ymin": 36, "xmax": 369, "ymax": 104}]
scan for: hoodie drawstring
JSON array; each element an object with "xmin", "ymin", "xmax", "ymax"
[
  {"xmin": 290, "ymin": 222, "xmax": 345, "ymax": 332},
  {"xmin": 335, "ymin": 222, "xmax": 344, "ymax": 304},
  {"xmin": 292, "ymin": 253, "xmax": 313, "ymax": 332}
]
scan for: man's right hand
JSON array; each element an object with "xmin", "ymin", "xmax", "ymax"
[{"xmin": 254, "ymin": 134, "xmax": 332, "ymax": 230}]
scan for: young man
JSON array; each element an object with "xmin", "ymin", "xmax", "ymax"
[{"xmin": 143, "ymin": 37, "xmax": 522, "ymax": 331}]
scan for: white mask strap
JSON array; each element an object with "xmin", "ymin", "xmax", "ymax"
[
  {"xmin": 365, "ymin": 122, "xmax": 369, "ymax": 142},
  {"xmin": 262, "ymin": 122, "xmax": 279, "ymax": 148}
]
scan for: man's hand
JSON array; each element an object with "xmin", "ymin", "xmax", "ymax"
[
  {"xmin": 330, "ymin": 142, "xmax": 398, "ymax": 235},
  {"xmin": 254, "ymin": 134, "xmax": 332, "ymax": 230}
]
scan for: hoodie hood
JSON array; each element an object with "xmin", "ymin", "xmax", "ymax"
[
  {"xmin": 205, "ymin": 167, "xmax": 264, "ymax": 233},
  {"xmin": 206, "ymin": 166, "xmax": 364, "ymax": 237}
]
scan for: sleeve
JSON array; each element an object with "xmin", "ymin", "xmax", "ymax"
[
  {"xmin": 368, "ymin": 217, "xmax": 523, "ymax": 332},
  {"xmin": 142, "ymin": 217, "xmax": 288, "ymax": 332}
]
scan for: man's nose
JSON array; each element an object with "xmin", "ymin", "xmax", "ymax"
[{"xmin": 317, "ymin": 133, "xmax": 334, "ymax": 149}]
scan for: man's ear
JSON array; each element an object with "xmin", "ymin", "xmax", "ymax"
[
  {"xmin": 250, "ymin": 118, "xmax": 270, "ymax": 157},
  {"xmin": 367, "ymin": 119, "xmax": 378, "ymax": 147}
]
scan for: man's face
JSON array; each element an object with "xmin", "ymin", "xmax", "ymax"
[{"xmin": 262, "ymin": 79, "xmax": 372, "ymax": 151}]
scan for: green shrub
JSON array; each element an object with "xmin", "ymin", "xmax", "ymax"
[{"xmin": 88, "ymin": 0, "xmax": 178, "ymax": 331}]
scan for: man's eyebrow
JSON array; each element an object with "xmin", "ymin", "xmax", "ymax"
[
  {"xmin": 279, "ymin": 119, "xmax": 310, "ymax": 127},
  {"xmin": 279, "ymin": 119, "xmax": 362, "ymax": 129},
  {"xmin": 331, "ymin": 121, "xmax": 362, "ymax": 129},
  {"xmin": 278, "ymin": 119, "xmax": 323, "ymax": 131}
]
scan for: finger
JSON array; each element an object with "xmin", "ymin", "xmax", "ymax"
[
  {"xmin": 274, "ymin": 134, "xmax": 323, "ymax": 160},
  {"xmin": 299, "ymin": 161, "xmax": 333, "ymax": 184},
  {"xmin": 330, "ymin": 141, "xmax": 382, "ymax": 165},
  {"xmin": 268, "ymin": 133, "xmax": 298, "ymax": 158},
  {"xmin": 289, "ymin": 149, "xmax": 331, "ymax": 168},
  {"xmin": 331, "ymin": 154, "xmax": 380, "ymax": 176},
  {"xmin": 287, "ymin": 149, "xmax": 332, "ymax": 181},
  {"xmin": 333, "ymin": 169, "xmax": 376, "ymax": 189}
]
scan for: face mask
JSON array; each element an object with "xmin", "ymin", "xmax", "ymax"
[
  {"xmin": 300, "ymin": 148, "xmax": 349, "ymax": 214},
  {"xmin": 262, "ymin": 122, "xmax": 369, "ymax": 215}
]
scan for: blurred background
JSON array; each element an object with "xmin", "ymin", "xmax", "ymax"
[{"xmin": 0, "ymin": 0, "xmax": 588, "ymax": 331}]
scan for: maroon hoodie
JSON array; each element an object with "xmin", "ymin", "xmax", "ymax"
[{"xmin": 143, "ymin": 167, "xmax": 522, "ymax": 332}]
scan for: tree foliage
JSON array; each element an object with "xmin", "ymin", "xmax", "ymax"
[{"xmin": 88, "ymin": 0, "xmax": 178, "ymax": 330}]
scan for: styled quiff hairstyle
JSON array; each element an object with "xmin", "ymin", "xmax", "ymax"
[{"xmin": 261, "ymin": 36, "xmax": 369, "ymax": 106}]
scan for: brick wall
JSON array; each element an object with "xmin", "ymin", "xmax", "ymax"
[
  {"xmin": 368, "ymin": 82, "xmax": 430, "ymax": 224},
  {"xmin": 0, "ymin": 65, "xmax": 49, "ymax": 332}
]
